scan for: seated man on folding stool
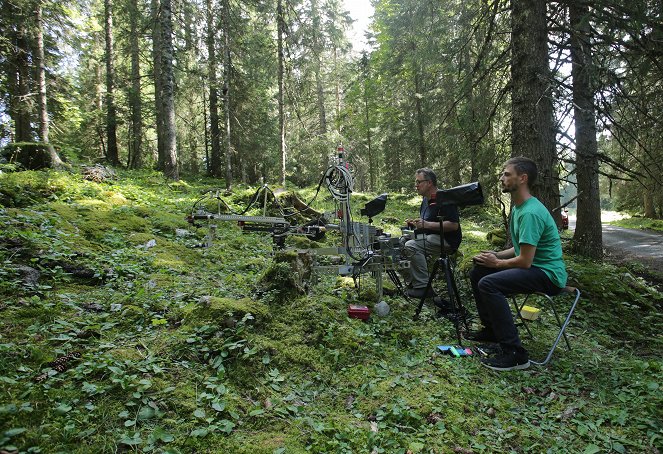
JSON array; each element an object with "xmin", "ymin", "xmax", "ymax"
[
  {"xmin": 401, "ymin": 168, "xmax": 462, "ymax": 299},
  {"xmin": 469, "ymin": 156, "xmax": 567, "ymax": 371}
]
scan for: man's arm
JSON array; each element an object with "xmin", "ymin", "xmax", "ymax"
[
  {"xmin": 473, "ymin": 244, "xmax": 536, "ymax": 269},
  {"xmin": 416, "ymin": 219, "xmax": 458, "ymax": 232}
]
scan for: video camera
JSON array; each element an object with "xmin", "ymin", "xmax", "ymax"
[{"xmin": 436, "ymin": 182, "xmax": 484, "ymax": 207}]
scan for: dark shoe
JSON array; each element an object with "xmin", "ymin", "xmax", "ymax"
[
  {"xmin": 407, "ymin": 287, "xmax": 436, "ymax": 299},
  {"xmin": 433, "ymin": 297, "xmax": 452, "ymax": 317},
  {"xmin": 481, "ymin": 350, "xmax": 530, "ymax": 371},
  {"xmin": 475, "ymin": 343, "xmax": 502, "ymax": 356},
  {"xmin": 465, "ymin": 327, "xmax": 498, "ymax": 343},
  {"xmin": 433, "ymin": 297, "xmax": 451, "ymax": 310}
]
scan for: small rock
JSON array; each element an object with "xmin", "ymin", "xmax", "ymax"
[
  {"xmin": 198, "ymin": 295, "xmax": 212, "ymax": 306},
  {"xmin": 14, "ymin": 265, "xmax": 40, "ymax": 287},
  {"xmin": 176, "ymin": 229, "xmax": 192, "ymax": 237}
]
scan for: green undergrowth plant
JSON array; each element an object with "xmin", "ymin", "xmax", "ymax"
[
  {"xmin": 0, "ymin": 169, "xmax": 661, "ymax": 453},
  {"xmin": 608, "ymin": 216, "xmax": 663, "ymax": 233}
]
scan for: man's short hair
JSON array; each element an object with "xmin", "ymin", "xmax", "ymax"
[
  {"xmin": 505, "ymin": 157, "xmax": 538, "ymax": 186},
  {"xmin": 415, "ymin": 168, "xmax": 437, "ymax": 186}
]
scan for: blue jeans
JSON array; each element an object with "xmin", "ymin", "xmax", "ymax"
[{"xmin": 469, "ymin": 265, "xmax": 562, "ymax": 353}]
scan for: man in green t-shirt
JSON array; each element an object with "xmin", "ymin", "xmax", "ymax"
[{"xmin": 469, "ymin": 157, "xmax": 567, "ymax": 371}]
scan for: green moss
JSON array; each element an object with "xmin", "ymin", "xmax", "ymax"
[
  {"xmin": 179, "ymin": 297, "xmax": 269, "ymax": 326},
  {"xmin": 0, "ymin": 170, "xmax": 660, "ymax": 453}
]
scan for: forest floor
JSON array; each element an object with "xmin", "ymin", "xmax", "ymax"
[{"xmin": 0, "ymin": 169, "xmax": 661, "ymax": 453}]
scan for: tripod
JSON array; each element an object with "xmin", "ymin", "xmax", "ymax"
[{"xmin": 413, "ymin": 215, "xmax": 470, "ymax": 346}]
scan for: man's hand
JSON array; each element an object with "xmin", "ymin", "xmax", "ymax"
[
  {"xmin": 472, "ymin": 245, "xmax": 534, "ymax": 269},
  {"xmin": 405, "ymin": 218, "xmax": 424, "ymax": 229},
  {"xmin": 473, "ymin": 250, "xmax": 499, "ymax": 268}
]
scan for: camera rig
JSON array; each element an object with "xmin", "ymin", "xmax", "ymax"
[
  {"xmin": 186, "ymin": 147, "xmax": 410, "ymax": 306},
  {"xmin": 186, "ymin": 145, "xmax": 484, "ymax": 313}
]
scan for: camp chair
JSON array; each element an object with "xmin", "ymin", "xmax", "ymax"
[{"xmin": 512, "ymin": 286, "xmax": 581, "ymax": 366}]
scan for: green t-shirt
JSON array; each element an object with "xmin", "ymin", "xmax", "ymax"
[{"xmin": 510, "ymin": 197, "xmax": 568, "ymax": 288}]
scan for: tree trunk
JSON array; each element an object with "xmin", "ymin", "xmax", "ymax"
[
  {"xmin": 277, "ymin": 0, "xmax": 286, "ymax": 186},
  {"xmin": 414, "ymin": 70, "xmax": 426, "ymax": 168},
  {"xmin": 363, "ymin": 58, "xmax": 374, "ymax": 190},
  {"xmin": 159, "ymin": 0, "xmax": 179, "ymax": 180},
  {"xmin": 206, "ymin": 0, "xmax": 222, "ymax": 178},
  {"xmin": 151, "ymin": 0, "xmax": 165, "ymax": 170},
  {"xmin": 570, "ymin": 1, "xmax": 602, "ymax": 259},
  {"xmin": 222, "ymin": 0, "xmax": 233, "ymax": 189},
  {"xmin": 11, "ymin": 9, "xmax": 32, "ymax": 142},
  {"xmin": 128, "ymin": 0, "xmax": 143, "ymax": 169},
  {"xmin": 510, "ymin": 0, "xmax": 560, "ymax": 217},
  {"xmin": 643, "ymin": 184, "xmax": 656, "ymax": 218},
  {"xmin": 202, "ymin": 81, "xmax": 210, "ymax": 175},
  {"xmin": 35, "ymin": 1, "xmax": 65, "ymax": 168},
  {"xmin": 311, "ymin": 0, "xmax": 327, "ymax": 137},
  {"xmin": 104, "ymin": 0, "xmax": 120, "ymax": 165},
  {"xmin": 95, "ymin": 63, "xmax": 106, "ymax": 157}
]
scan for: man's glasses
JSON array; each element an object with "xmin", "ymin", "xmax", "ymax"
[{"xmin": 415, "ymin": 179, "xmax": 429, "ymax": 185}]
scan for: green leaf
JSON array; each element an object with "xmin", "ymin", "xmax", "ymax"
[
  {"xmin": 152, "ymin": 427, "xmax": 175, "ymax": 443},
  {"xmin": 249, "ymin": 409, "xmax": 265, "ymax": 416},
  {"xmin": 212, "ymin": 401, "xmax": 226, "ymax": 412},
  {"xmin": 0, "ymin": 404, "xmax": 18, "ymax": 414},
  {"xmin": 218, "ymin": 419, "xmax": 235, "ymax": 434},
  {"xmin": 193, "ymin": 408, "xmax": 205, "ymax": 418},
  {"xmin": 408, "ymin": 442, "xmax": 425, "ymax": 452},
  {"xmin": 119, "ymin": 434, "xmax": 142, "ymax": 446},
  {"xmin": 4, "ymin": 427, "xmax": 27, "ymax": 437},
  {"xmin": 138, "ymin": 406, "xmax": 156, "ymax": 420},
  {"xmin": 124, "ymin": 420, "xmax": 136, "ymax": 427},
  {"xmin": 583, "ymin": 444, "xmax": 601, "ymax": 454},
  {"xmin": 190, "ymin": 428, "xmax": 209, "ymax": 438},
  {"xmin": 54, "ymin": 404, "xmax": 72, "ymax": 415}
]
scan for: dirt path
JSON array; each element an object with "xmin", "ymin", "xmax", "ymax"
[{"xmin": 602, "ymin": 224, "xmax": 663, "ymax": 287}]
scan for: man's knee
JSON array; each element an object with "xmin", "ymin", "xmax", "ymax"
[{"xmin": 476, "ymin": 272, "xmax": 504, "ymax": 295}]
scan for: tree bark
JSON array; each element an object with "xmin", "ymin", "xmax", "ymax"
[
  {"xmin": 277, "ymin": 0, "xmax": 286, "ymax": 186},
  {"xmin": 206, "ymin": 0, "xmax": 222, "ymax": 178},
  {"xmin": 128, "ymin": 0, "xmax": 143, "ymax": 169},
  {"xmin": 159, "ymin": 0, "xmax": 179, "ymax": 180},
  {"xmin": 151, "ymin": 0, "xmax": 165, "ymax": 170},
  {"xmin": 362, "ymin": 54, "xmax": 374, "ymax": 190},
  {"xmin": 222, "ymin": 0, "xmax": 233, "ymax": 189},
  {"xmin": 311, "ymin": 0, "xmax": 327, "ymax": 137},
  {"xmin": 510, "ymin": 0, "xmax": 560, "ymax": 217},
  {"xmin": 104, "ymin": 0, "xmax": 120, "ymax": 165},
  {"xmin": 35, "ymin": 1, "xmax": 65, "ymax": 168},
  {"xmin": 570, "ymin": 1, "xmax": 602, "ymax": 259},
  {"xmin": 11, "ymin": 7, "xmax": 32, "ymax": 142},
  {"xmin": 414, "ymin": 69, "xmax": 426, "ymax": 168}
]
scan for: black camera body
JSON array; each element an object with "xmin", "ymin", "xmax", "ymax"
[{"xmin": 436, "ymin": 182, "xmax": 484, "ymax": 207}]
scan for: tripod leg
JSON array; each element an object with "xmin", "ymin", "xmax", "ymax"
[
  {"xmin": 441, "ymin": 258, "xmax": 463, "ymax": 345},
  {"xmin": 448, "ymin": 266, "xmax": 470, "ymax": 333},
  {"xmin": 414, "ymin": 260, "xmax": 440, "ymax": 319},
  {"xmin": 387, "ymin": 270, "xmax": 412, "ymax": 302}
]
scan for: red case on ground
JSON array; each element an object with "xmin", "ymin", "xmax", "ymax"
[{"xmin": 347, "ymin": 305, "xmax": 370, "ymax": 320}]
